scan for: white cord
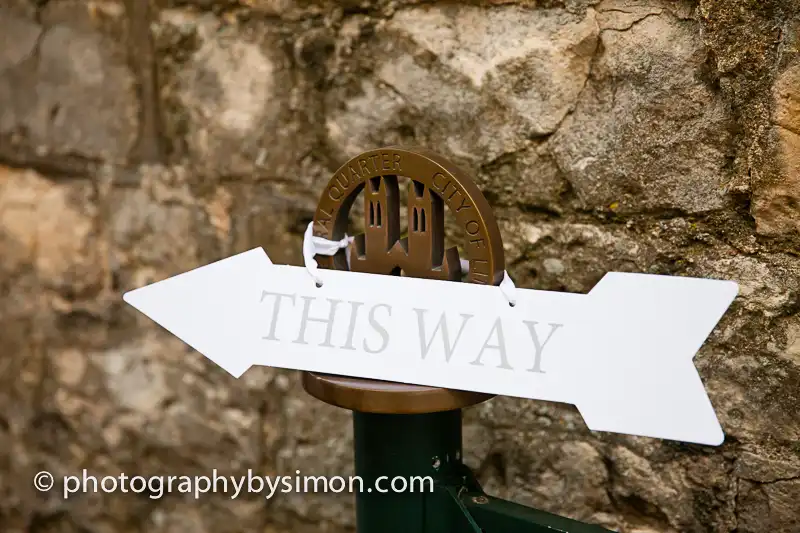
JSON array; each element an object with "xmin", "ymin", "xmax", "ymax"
[
  {"xmin": 302, "ymin": 223, "xmax": 518, "ymax": 305},
  {"xmin": 460, "ymin": 259, "xmax": 518, "ymax": 306},
  {"xmin": 499, "ymin": 271, "xmax": 518, "ymax": 307},
  {"xmin": 302, "ymin": 222, "xmax": 354, "ymax": 287}
]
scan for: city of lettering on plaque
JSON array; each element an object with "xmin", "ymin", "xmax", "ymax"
[{"xmin": 123, "ymin": 146, "xmax": 738, "ymax": 446}]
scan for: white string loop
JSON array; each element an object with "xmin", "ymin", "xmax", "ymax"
[
  {"xmin": 302, "ymin": 222, "xmax": 353, "ymax": 287},
  {"xmin": 302, "ymin": 223, "xmax": 517, "ymax": 305},
  {"xmin": 499, "ymin": 271, "xmax": 518, "ymax": 307},
  {"xmin": 460, "ymin": 259, "xmax": 518, "ymax": 306}
]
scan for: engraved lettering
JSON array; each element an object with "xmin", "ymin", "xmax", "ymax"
[
  {"xmin": 471, "ymin": 271, "xmax": 490, "ymax": 284},
  {"xmin": 523, "ymin": 321, "xmax": 563, "ymax": 373},
  {"xmin": 341, "ymin": 301, "xmax": 365, "ymax": 350},
  {"xmin": 393, "ymin": 153, "xmax": 402, "ymax": 171},
  {"xmin": 432, "ymin": 173, "xmax": 448, "ymax": 191},
  {"xmin": 294, "ymin": 297, "xmax": 341, "ymax": 347},
  {"xmin": 316, "ymin": 207, "xmax": 332, "ymax": 230},
  {"xmin": 369, "ymin": 155, "xmax": 380, "ymax": 171},
  {"xmin": 469, "ymin": 238, "xmax": 485, "ymax": 249},
  {"xmin": 261, "ymin": 291, "xmax": 297, "ymax": 341},
  {"xmin": 329, "ymin": 186, "xmax": 343, "ymax": 201},
  {"xmin": 381, "ymin": 153, "xmax": 391, "ymax": 171},
  {"xmin": 456, "ymin": 196, "xmax": 472, "ymax": 212},
  {"xmin": 359, "ymin": 159, "xmax": 370, "ymax": 177},
  {"xmin": 314, "ymin": 220, "xmax": 329, "ymax": 234},
  {"xmin": 335, "ymin": 172, "xmax": 350, "ymax": 189},
  {"xmin": 364, "ymin": 303, "xmax": 392, "ymax": 354},
  {"xmin": 471, "ymin": 259, "xmax": 489, "ymax": 274},
  {"xmin": 470, "ymin": 318, "xmax": 513, "ymax": 370},
  {"xmin": 349, "ymin": 165, "xmax": 361, "ymax": 180},
  {"xmin": 466, "ymin": 220, "xmax": 480, "ymax": 236},
  {"xmin": 413, "ymin": 309, "xmax": 473, "ymax": 362}
]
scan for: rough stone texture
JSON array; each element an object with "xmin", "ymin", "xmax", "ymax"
[
  {"xmin": 551, "ymin": 0, "xmax": 734, "ymax": 214},
  {"xmin": 0, "ymin": 1, "xmax": 138, "ymax": 163},
  {"xmin": 753, "ymin": 61, "xmax": 800, "ymax": 236},
  {"xmin": 1, "ymin": 1, "xmax": 799, "ymax": 532}
]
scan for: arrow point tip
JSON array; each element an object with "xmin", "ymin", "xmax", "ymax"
[
  {"xmin": 122, "ymin": 287, "xmax": 148, "ymax": 310},
  {"xmin": 122, "ymin": 290, "xmax": 138, "ymax": 306}
]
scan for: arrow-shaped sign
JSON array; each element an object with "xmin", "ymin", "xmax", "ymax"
[{"xmin": 124, "ymin": 248, "xmax": 737, "ymax": 445}]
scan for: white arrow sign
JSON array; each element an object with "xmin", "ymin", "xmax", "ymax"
[{"xmin": 124, "ymin": 247, "xmax": 737, "ymax": 445}]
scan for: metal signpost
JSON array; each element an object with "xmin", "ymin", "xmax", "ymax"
[
  {"xmin": 303, "ymin": 147, "xmax": 612, "ymax": 532},
  {"xmin": 123, "ymin": 146, "xmax": 737, "ymax": 533}
]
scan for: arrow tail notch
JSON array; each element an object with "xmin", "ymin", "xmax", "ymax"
[{"xmin": 569, "ymin": 273, "xmax": 738, "ymax": 445}]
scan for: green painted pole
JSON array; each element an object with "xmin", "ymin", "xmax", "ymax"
[
  {"xmin": 353, "ymin": 409, "xmax": 463, "ymax": 533},
  {"xmin": 351, "ymin": 409, "xmax": 616, "ymax": 533}
]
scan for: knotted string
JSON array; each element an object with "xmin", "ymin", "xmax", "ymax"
[
  {"xmin": 302, "ymin": 222, "xmax": 518, "ymax": 305},
  {"xmin": 302, "ymin": 222, "xmax": 354, "ymax": 287}
]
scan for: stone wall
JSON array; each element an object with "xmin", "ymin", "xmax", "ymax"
[{"xmin": 1, "ymin": 0, "xmax": 799, "ymax": 532}]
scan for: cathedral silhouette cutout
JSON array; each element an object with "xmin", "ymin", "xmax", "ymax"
[{"xmin": 349, "ymin": 176, "xmax": 461, "ymax": 281}]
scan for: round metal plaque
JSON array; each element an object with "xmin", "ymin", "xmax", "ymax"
[{"xmin": 302, "ymin": 146, "xmax": 505, "ymax": 413}]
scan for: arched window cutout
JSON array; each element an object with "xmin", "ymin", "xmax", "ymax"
[
  {"xmin": 420, "ymin": 209, "xmax": 426, "ymax": 232},
  {"xmin": 413, "ymin": 207, "xmax": 419, "ymax": 232},
  {"xmin": 376, "ymin": 202, "xmax": 382, "ymax": 227},
  {"xmin": 412, "ymin": 181, "xmax": 425, "ymax": 198},
  {"xmin": 369, "ymin": 202, "xmax": 375, "ymax": 226},
  {"xmin": 369, "ymin": 177, "xmax": 381, "ymax": 193}
]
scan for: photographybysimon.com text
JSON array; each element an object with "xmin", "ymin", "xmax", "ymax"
[{"xmin": 33, "ymin": 469, "xmax": 434, "ymax": 500}]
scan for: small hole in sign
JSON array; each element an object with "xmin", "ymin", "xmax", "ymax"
[
  {"xmin": 508, "ymin": 301, "xmax": 516, "ymax": 307},
  {"xmin": 315, "ymin": 281, "xmax": 323, "ymax": 288}
]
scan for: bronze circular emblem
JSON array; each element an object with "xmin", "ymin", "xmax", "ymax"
[
  {"xmin": 311, "ymin": 146, "xmax": 504, "ymax": 284},
  {"xmin": 304, "ymin": 146, "xmax": 503, "ymax": 414}
]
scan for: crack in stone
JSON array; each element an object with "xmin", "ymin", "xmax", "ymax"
[
  {"xmin": 0, "ymin": 141, "xmax": 99, "ymax": 180},
  {"xmin": 124, "ymin": 0, "xmax": 166, "ymax": 164},
  {"xmin": 599, "ymin": 11, "xmax": 664, "ymax": 33},
  {"xmin": 738, "ymin": 474, "xmax": 800, "ymax": 485}
]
